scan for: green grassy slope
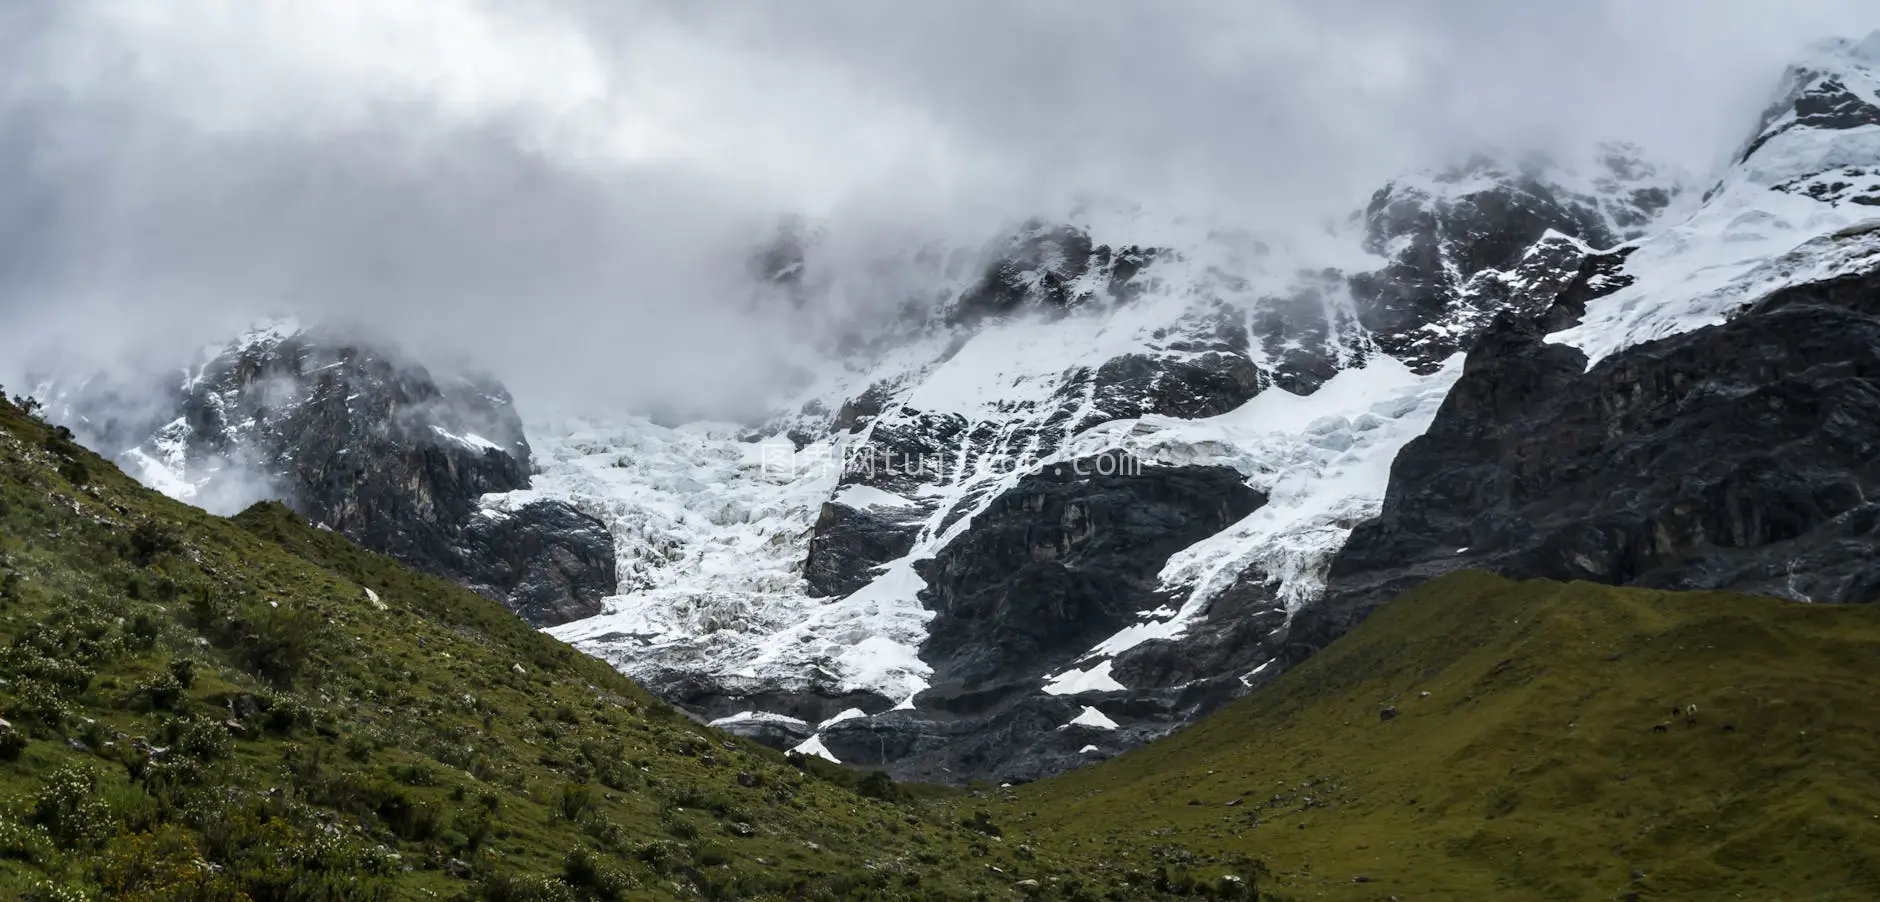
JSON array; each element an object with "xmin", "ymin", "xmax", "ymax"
[
  {"xmin": 0, "ymin": 396, "xmax": 1227, "ymax": 901},
  {"xmin": 1007, "ymin": 571, "xmax": 1880, "ymax": 900}
]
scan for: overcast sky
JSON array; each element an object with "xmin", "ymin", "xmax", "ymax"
[{"xmin": 0, "ymin": 0, "xmax": 1871, "ymax": 418}]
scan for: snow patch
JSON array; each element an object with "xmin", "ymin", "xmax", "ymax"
[
  {"xmin": 791, "ymin": 734, "xmax": 841, "ymax": 763},
  {"xmin": 1060, "ymin": 706, "xmax": 1119, "ymax": 730},
  {"xmin": 1042, "ymin": 660, "xmax": 1127, "ymax": 696},
  {"xmin": 833, "ymin": 484, "xmax": 917, "ymax": 509},
  {"xmin": 817, "ymin": 708, "xmax": 867, "ymax": 730},
  {"xmin": 430, "ymin": 425, "xmax": 506, "ymax": 453},
  {"xmin": 709, "ymin": 710, "xmax": 809, "ymax": 729}
]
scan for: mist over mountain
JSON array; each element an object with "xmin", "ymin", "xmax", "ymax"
[
  {"xmin": 2, "ymin": 0, "xmax": 1872, "ymax": 421},
  {"xmin": 7, "ymin": 4, "xmax": 1880, "ymax": 899}
]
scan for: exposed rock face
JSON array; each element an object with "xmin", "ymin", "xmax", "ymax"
[
  {"xmin": 947, "ymin": 220, "xmax": 1158, "ymax": 324},
  {"xmin": 1070, "ymin": 302, "xmax": 1278, "ymax": 419},
  {"xmin": 458, "ymin": 501, "xmax": 620, "ymax": 626},
  {"xmin": 918, "ymin": 460, "xmax": 1266, "ymax": 692},
  {"xmin": 73, "ymin": 325, "xmax": 616, "ymax": 626},
  {"xmin": 1313, "ymin": 265, "xmax": 1880, "ymax": 653},
  {"xmin": 1349, "ymin": 149, "xmax": 1677, "ymax": 371},
  {"xmin": 803, "ymin": 500, "xmax": 924, "ymax": 599}
]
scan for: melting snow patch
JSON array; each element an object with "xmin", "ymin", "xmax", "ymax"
[
  {"xmin": 1042, "ymin": 660, "xmax": 1127, "ymax": 696},
  {"xmin": 430, "ymin": 426, "xmax": 505, "ymax": 453},
  {"xmin": 1238, "ymin": 659, "xmax": 1274, "ymax": 687},
  {"xmin": 710, "ymin": 711, "xmax": 810, "ymax": 729},
  {"xmin": 817, "ymin": 708, "xmax": 867, "ymax": 730},
  {"xmin": 791, "ymin": 734, "xmax": 840, "ymax": 763},
  {"xmin": 1061, "ymin": 706, "xmax": 1119, "ymax": 730},
  {"xmin": 1079, "ymin": 744, "xmax": 1100, "ymax": 754},
  {"xmin": 833, "ymin": 485, "xmax": 917, "ymax": 509}
]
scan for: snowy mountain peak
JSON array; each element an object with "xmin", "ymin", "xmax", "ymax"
[
  {"xmin": 1735, "ymin": 32, "xmax": 1880, "ymax": 182},
  {"xmin": 1551, "ymin": 35, "xmax": 1880, "ymax": 366}
]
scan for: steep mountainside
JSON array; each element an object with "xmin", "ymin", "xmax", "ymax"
[
  {"xmin": 1017, "ymin": 571, "xmax": 1880, "ymax": 901},
  {"xmin": 47, "ymin": 322, "xmax": 617, "ymax": 627}
]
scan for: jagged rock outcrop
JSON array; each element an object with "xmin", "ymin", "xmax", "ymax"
[
  {"xmin": 68, "ymin": 324, "xmax": 616, "ymax": 626},
  {"xmin": 947, "ymin": 221, "xmax": 1158, "ymax": 324},
  {"xmin": 1349, "ymin": 148, "xmax": 1678, "ymax": 370},
  {"xmin": 918, "ymin": 459, "xmax": 1265, "ymax": 692},
  {"xmin": 458, "ymin": 501, "xmax": 620, "ymax": 626},
  {"xmin": 803, "ymin": 499, "xmax": 925, "ymax": 599}
]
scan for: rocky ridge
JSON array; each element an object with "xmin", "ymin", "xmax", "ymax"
[{"xmin": 52, "ymin": 322, "xmax": 617, "ymax": 626}]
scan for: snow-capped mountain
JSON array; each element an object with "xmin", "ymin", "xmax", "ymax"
[
  {"xmin": 57, "ymin": 33, "xmax": 1880, "ymax": 784},
  {"xmin": 513, "ymin": 36, "xmax": 1880, "ymax": 782},
  {"xmin": 488, "ymin": 138, "xmax": 1691, "ymax": 780}
]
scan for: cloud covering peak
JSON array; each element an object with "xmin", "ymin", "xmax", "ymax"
[{"xmin": 0, "ymin": 0, "xmax": 1871, "ymax": 417}]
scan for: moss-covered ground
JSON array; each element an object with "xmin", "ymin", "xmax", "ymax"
[{"xmin": 1008, "ymin": 571, "xmax": 1880, "ymax": 900}]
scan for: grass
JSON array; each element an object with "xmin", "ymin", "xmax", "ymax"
[{"xmin": 1001, "ymin": 571, "xmax": 1880, "ymax": 900}]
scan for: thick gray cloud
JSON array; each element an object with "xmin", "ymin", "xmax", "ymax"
[{"xmin": 0, "ymin": 0, "xmax": 1870, "ymax": 418}]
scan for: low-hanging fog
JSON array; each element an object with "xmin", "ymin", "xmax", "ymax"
[{"xmin": 0, "ymin": 0, "xmax": 1869, "ymax": 420}]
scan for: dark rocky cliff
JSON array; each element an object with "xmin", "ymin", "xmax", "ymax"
[
  {"xmin": 69, "ymin": 326, "xmax": 617, "ymax": 626},
  {"xmin": 1312, "ymin": 255, "xmax": 1880, "ymax": 656}
]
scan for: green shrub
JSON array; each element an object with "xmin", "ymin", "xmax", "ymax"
[
  {"xmin": 29, "ymin": 765, "xmax": 113, "ymax": 850},
  {"xmin": 134, "ymin": 669, "xmax": 185, "ymax": 711},
  {"xmin": 560, "ymin": 847, "xmax": 635, "ymax": 900},
  {"xmin": 125, "ymin": 611, "xmax": 163, "ymax": 651},
  {"xmin": 0, "ymin": 722, "xmax": 27, "ymax": 760},
  {"xmin": 171, "ymin": 715, "xmax": 233, "ymax": 762},
  {"xmin": 856, "ymin": 769, "xmax": 906, "ymax": 803},
  {"xmin": 8, "ymin": 678, "xmax": 70, "ymax": 732},
  {"xmin": 960, "ymin": 810, "xmax": 1002, "ymax": 838},
  {"xmin": 168, "ymin": 658, "xmax": 196, "ymax": 689},
  {"xmin": 128, "ymin": 520, "xmax": 183, "ymax": 566},
  {"xmin": 465, "ymin": 872, "xmax": 579, "ymax": 902},
  {"xmin": 388, "ymin": 761, "xmax": 437, "ymax": 787},
  {"xmin": 556, "ymin": 783, "xmax": 593, "ymax": 821},
  {"xmin": 0, "ymin": 815, "xmax": 56, "ymax": 864}
]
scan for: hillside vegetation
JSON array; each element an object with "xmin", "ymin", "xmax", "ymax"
[
  {"xmin": 1012, "ymin": 571, "xmax": 1880, "ymax": 900},
  {"xmin": 4, "ymin": 387, "xmax": 1877, "ymax": 901}
]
